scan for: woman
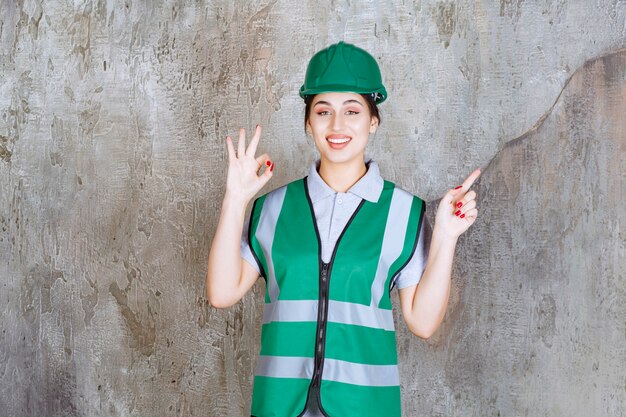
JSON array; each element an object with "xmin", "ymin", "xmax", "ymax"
[{"xmin": 207, "ymin": 41, "xmax": 480, "ymax": 417}]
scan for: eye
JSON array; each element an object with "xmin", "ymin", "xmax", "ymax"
[
  {"xmin": 317, "ymin": 110, "xmax": 331, "ymax": 116},
  {"xmin": 346, "ymin": 110, "xmax": 359, "ymax": 115}
]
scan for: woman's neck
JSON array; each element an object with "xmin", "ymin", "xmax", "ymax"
[{"xmin": 318, "ymin": 159, "xmax": 368, "ymax": 193}]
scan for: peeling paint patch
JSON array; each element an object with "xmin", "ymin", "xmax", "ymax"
[
  {"xmin": 535, "ymin": 294, "xmax": 557, "ymax": 348},
  {"xmin": 433, "ymin": 2, "xmax": 457, "ymax": 48},
  {"xmin": 109, "ymin": 282, "xmax": 155, "ymax": 357},
  {"xmin": 499, "ymin": 0, "xmax": 525, "ymax": 20},
  {"xmin": 81, "ymin": 276, "xmax": 98, "ymax": 327},
  {"xmin": 79, "ymin": 102, "xmax": 101, "ymax": 135},
  {"xmin": 0, "ymin": 135, "xmax": 12, "ymax": 163},
  {"xmin": 27, "ymin": 1, "xmax": 43, "ymax": 40}
]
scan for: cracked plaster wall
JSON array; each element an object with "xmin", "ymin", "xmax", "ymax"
[{"xmin": 0, "ymin": 1, "xmax": 624, "ymax": 416}]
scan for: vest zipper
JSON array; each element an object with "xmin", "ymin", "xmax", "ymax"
[
  {"xmin": 299, "ymin": 260, "xmax": 331, "ymax": 417},
  {"xmin": 312, "ymin": 261, "xmax": 330, "ymax": 388},
  {"xmin": 299, "ymin": 177, "xmax": 366, "ymax": 416}
]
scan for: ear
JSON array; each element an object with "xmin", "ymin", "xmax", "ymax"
[
  {"xmin": 305, "ymin": 120, "xmax": 312, "ymax": 136},
  {"xmin": 369, "ymin": 116, "xmax": 379, "ymax": 134}
]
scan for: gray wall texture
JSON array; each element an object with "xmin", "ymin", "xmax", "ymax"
[{"xmin": 0, "ymin": 1, "xmax": 625, "ymax": 416}]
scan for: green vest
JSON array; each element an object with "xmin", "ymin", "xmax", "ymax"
[{"xmin": 248, "ymin": 176, "xmax": 425, "ymax": 417}]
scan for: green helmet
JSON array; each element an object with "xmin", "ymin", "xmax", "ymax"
[{"xmin": 299, "ymin": 41, "xmax": 387, "ymax": 104}]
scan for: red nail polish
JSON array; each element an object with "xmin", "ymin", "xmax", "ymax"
[
  {"xmin": 454, "ymin": 186, "xmax": 462, "ymax": 190},
  {"xmin": 455, "ymin": 210, "xmax": 461, "ymax": 216},
  {"xmin": 456, "ymin": 202, "xmax": 463, "ymax": 208},
  {"xmin": 460, "ymin": 213, "xmax": 465, "ymax": 218},
  {"xmin": 270, "ymin": 163, "xmax": 274, "ymax": 172},
  {"xmin": 266, "ymin": 160, "xmax": 271, "ymax": 166}
]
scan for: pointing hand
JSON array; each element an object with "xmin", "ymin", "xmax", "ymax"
[{"xmin": 434, "ymin": 168, "xmax": 481, "ymax": 240}]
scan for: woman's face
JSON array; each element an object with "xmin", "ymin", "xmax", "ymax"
[{"xmin": 306, "ymin": 92, "xmax": 378, "ymax": 167}]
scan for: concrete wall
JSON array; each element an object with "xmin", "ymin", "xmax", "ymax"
[{"xmin": 0, "ymin": 1, "xmax": 624, "ymax": 416}]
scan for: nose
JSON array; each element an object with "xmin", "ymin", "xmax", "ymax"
[{"xmin": 331, "ymin": 112, "xmax": 344, "ymax": 131}]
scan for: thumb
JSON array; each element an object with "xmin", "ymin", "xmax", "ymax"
[
  {"xmin": 258, "ymin": 161, "xmax": 274, "ymax": 186},
  {"xmin": 442, "ymin": 185, "xmax": 463, "ymax": 205}
]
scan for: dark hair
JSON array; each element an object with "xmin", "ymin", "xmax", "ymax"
[{"xmin": 304, "ymin": 93, "xmax": 381, "ymax": 133}]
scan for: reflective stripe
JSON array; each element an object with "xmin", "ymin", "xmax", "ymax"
[
  {"xmin": 328, "ymin": 300, "xmax": 394, "ymax": 331},
  {"xmin": 370, "ymin": 188, "xmax": 413, "ymax": 307},
  {"xmin": 262, "ymin": 300, "xmax": 318, "ymax": 323},
  {"xmin": 323, "ymin": 358, "xmax": 400, "ymax": 387},
  {"xmin": 390, "ymin": 215, "xmax": 425, "ymax": 290},
  {"xmin": 255, "ymin": 186, "xmax": 287, "ymax": 302},
  {"xmin": 255, "ymin": 356, "xmax": 399, "ymax": 387},
  {"xmin": 262, "ymin": 300, "xmax": 394, "ymax": 331},
  {"xmin": 255, "ymin": 355, "xmax": 314, "ymax": 379}
]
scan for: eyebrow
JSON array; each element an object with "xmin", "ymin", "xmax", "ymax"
[{"xmin": 312, "ymin": 99, "xmax": 364, "ymax": 107}]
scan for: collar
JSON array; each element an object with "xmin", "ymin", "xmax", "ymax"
[{"xmin": 306, "ymin": 157, "xmax": 384, "ymax": 204}]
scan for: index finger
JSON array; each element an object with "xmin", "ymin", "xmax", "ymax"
[
  {"xmin": 460, "ymin": 168, "xmax": 481, "ymax": 191},
  {"xmin": 246, "ymin": 124, "xmax": 262, "ymax": 158}
]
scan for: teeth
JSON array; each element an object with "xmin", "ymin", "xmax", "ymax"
[{"xmin": 327, "ymin": 137, "xmax": 351, "ymax": 144}]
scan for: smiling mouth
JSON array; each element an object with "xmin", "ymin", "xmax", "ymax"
[{"xmin": 326, "ymin": 136, "xmax": 351, "ymax": 144}]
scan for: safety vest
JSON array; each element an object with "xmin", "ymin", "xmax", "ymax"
[{"xmin": 248, "ymin": 176, "xmax": 425, "ymax": 417}]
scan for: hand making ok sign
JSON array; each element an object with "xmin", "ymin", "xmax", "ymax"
[
  {"xmin": 225, "ymin": 124, "xmax": 274, "ymax": 204},
  {"xmin": 434, "ymin": 168, "xmax": 481, "ymax": 240}
]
